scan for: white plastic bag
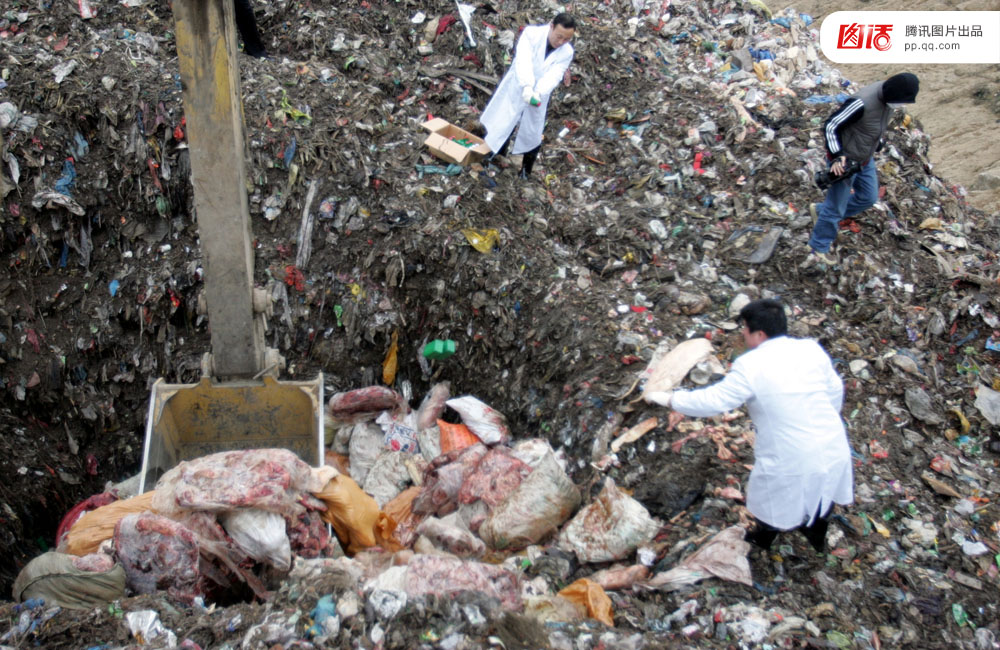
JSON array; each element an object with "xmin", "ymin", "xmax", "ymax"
[
  {"xmin": 446, "ymin": 395, "xmax": 510, "ymax": 445},
  {"xmin": 479, "ymin": 452, "xmax": 580, "ymax": 551},
  {"xmin": 415, "ymin": 517, "xmax": 485, "ymax": 558},
  {"xmin": 220, "ymin": 509, "xmax": 291, "ymax": 571},
  {"xmin": 348, "ymin": 422, "xmax": 385, "ymax": 485},
  {"xmin": 640, "ymin": 338, "xmax": 714, "ymax": 404},
  {"xmin": 363, "ymin": 451, "xmax": 413, "ymax": 508},
  {"xmin": 557, "ymin": 478, "xmax": 660, "ymax": 563}
]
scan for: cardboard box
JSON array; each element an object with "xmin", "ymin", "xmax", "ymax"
[{"xmin": 421, "ymin": 117, "xmax": 491, "ymax": 165}]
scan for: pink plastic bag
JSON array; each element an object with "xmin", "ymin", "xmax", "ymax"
[
  {"xmin": 404, "ymin": 554, "xmax": 521, "ymax": 611},
  {"xmin": 114, "ymin": 512, "xmax": 201, "ymax": 601},
  {"xmin": 327, "ymin": 386, "xmax": 406, "ymax": 424},
  {"xmin": 152, "ymin": 449, "xmax": 323, "ymax": 518},
  {"xmin": 412, "ymin": 444, "xmax": 486, "ymax": 517},
  {"xmin": 458, "ymin": 447, "xmax": 532, "ymax": 507}
]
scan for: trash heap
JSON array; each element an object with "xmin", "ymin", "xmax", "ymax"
[{"xmin": 1, "ymin": 0, "xmax": 999, "ymax": 647}]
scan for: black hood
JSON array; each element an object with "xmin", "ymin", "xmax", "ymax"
[{"xmin": 882, "ymin": 73, "xmax": 919, "ymax": 104}]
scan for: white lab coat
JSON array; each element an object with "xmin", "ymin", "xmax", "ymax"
[
  {"xmin": 670, "ymin": 336, "xmax": 854, "ymax": 530},
  {"xmin": 480, "ymin": 24, "xmax": 574, "ymax": 155}
]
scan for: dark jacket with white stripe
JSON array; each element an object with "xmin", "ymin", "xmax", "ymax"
[{"xmin": 823, "ymin": 82, "xmax": 891, "ymax": 164}]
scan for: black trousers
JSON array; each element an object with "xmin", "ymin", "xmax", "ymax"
[
  {"xmin": 494, "ymin": 136, "xmax": 541, "ymax": 176},
  {"xmin": 745, "ymin": 506, "xmax": 831, "ymax": 552},
  {"xmin": 234, "ymin": 0, "xmax": 267, "ymax": 57}
]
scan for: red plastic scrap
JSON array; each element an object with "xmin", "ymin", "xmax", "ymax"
[
  {"xmin": 930, "ymin": 455, "xmax": 952, "ymax": 474},
  {"xmin": 26, "ymin": 328, "xmax": 42, "ymax": 353},
  {"xmin": 693, "ymin": 152, "xmax": 706, "ymax": 174},
  {"xmin": 284, "ymin": 265, "xmax": 305, "ymax": 291},
  {"xmin": 462, "ymin": 53, "xmax": 483, "ymax": 68},
  {"xmin": 146, "ymin": 158, "xmax": 163, "ymax": 192},
  {"xmin": 435, "ymin": 14, "xmax": 457, "ymax": 37}
]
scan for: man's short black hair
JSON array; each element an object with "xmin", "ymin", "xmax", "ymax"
[
  {"xmin": 738, "ymin": 299, "xmax": 787, "ymax": 338},
  {"xmin": 552, "ymin": 13, "xmax": 576, "ymax": 29}
]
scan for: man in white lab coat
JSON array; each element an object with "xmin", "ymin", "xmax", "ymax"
[
  {"xmin": 480, "ymin": 13, "xmax": 576, "ymax": 178},
  {"xmin": 657, "ymin": 299, "xmax": 854, "ymax": 552}
]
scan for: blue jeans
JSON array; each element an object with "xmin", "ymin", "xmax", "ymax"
[{"xmin": 807, "ymin": 158, "xmax": 878, "ymax": 253}]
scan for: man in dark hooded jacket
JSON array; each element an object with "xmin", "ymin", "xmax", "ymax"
[{"xmin": 802, "ymin": 73, "xmax": 919, "ymax": 268}]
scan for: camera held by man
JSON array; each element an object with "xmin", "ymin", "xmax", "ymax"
[{"xmin": 814, "ymin": 158, "xmax": 862, "ymax": 190}]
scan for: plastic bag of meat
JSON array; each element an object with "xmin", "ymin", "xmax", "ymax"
[
  {"xmin": 403, "ymin": 554, "xmax": 521, "ymax": 611},
  {"xmin": 152, "ymin": 449, "xmax": 325, "ymax": 518},
  {"xmin": 445, "ymin": 396, "xmax": 510, "ymax": 445},
  {"xmin": 415, "ymin": 382, "xmax": 450, "ymax": 433},
  {"xmin": 61, "ymin": 491, "xmax": 156, "ymax": 556},
  {"xmin": 220, "ymin": 509, "xmax": 291, "ymax": 571},
  {"xmin": 113, "ymin": 512, "xmax": 201, "ymax": 602},
  {"xmin": 415, "ymin": 517, "xmax": 485, "ymax": 558},
  {"xmin": 557, "ymin": 478, "xmax": 660, "ymax": 564},
  {"xmin": 458, "ymin": 447, "xmax": 532, "ymax": 508},
  {"xmin": 286, "ymin": 510, "xmax": 336, "ymax": 559},
  {"xmin": 327, "ymin": 386, "xmax": 407, "ymax": 425},
  {"xmin": 412, "ymin": 443, "xmax": 487, "ymax": 517},
  {"xmin": 478, "ymin": 452, "xmax": 581, "ymax": 552},
  {"xmin": 56, "ymin": 492, "xmax": 117, "ymax": 549}
]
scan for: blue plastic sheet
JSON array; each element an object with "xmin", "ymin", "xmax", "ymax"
[
  {"xmin": 803, "ymin": 93, "xmax": 850, "ymax": 104},
  {"xmin": 54, "ymin": 159, "xmax": 76, "ymax": 195},
  {"xmin": 72, "ymin": 131, "xmax": 89, "ymax": 159},
  {"xmin": 283, "ymin": 136, "xmax": 297, "ymax": 168}
]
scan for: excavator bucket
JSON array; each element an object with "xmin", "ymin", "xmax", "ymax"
[{"xmin": 138, "ymin": 375, "xmax": 324, "ymax": 493}]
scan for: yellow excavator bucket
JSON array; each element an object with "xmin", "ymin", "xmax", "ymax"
[{"xmin": 139, "ymin": 375, "xmax": 324, "ymax": 492}]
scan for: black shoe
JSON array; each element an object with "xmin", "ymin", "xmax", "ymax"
[{"xmin": 518, "ymin": 168, "xmax": 529, "ymax": 180}]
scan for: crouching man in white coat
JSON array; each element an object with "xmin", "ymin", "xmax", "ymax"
[
  {"xmin": 480, "ymin": 13, "xmax": 575, "ymax": 179},
  {"xmin": 657, "ymin": 299, "xmax": 854, "ymax": 553}
]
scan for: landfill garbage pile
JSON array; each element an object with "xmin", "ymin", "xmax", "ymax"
[{"xmin": 2, "ymin": 0, "xmax": 1000, "ymax": 647}]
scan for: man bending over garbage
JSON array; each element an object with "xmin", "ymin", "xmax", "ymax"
[
  {"xmin": 480, "ymin": 13, "xmax": 575, "ymax": 179},
  {"xmin": 802, "ymin": 72, "xmax": 919, "ymax": 269},
  {"xmin": 657, "ymin": 299, "xmax": 853, "ymax": 552}
]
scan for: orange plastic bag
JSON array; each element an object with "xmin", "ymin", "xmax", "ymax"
[
  {"xmin": 61, "ymin": 491, "xmax": 157, "ymax": 557},
  {"xmin": 438, "ymin": 419, "xmax": 480, "ymax": 454},
  {"xmin": 324, "ymin": 451, "xmax": 351, "ymax": 475},
  {"xmin": 558, "ymin": 578, "xmax": 614, "ymax": 626},
  {"xmin": 374, "ymin": 486, "xmax": 424, "ymax": 551},
  {"xmin": 314, "ymin": 474, "xmax": 380, "ymax": 555}
]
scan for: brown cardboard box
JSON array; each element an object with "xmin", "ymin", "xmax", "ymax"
[{"xmin": 421, "ymin": 117, "xmax": 491, "ymax": 165}]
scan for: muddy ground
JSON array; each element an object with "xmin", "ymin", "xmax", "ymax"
[{"xmin": 1, "ymin": 0, "xmax": 999, "ymax": 647}]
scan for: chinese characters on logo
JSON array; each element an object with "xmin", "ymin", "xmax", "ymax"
[{"xmin": 837, "ymin": 23, "xmax": 893, "ymax": 51}]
